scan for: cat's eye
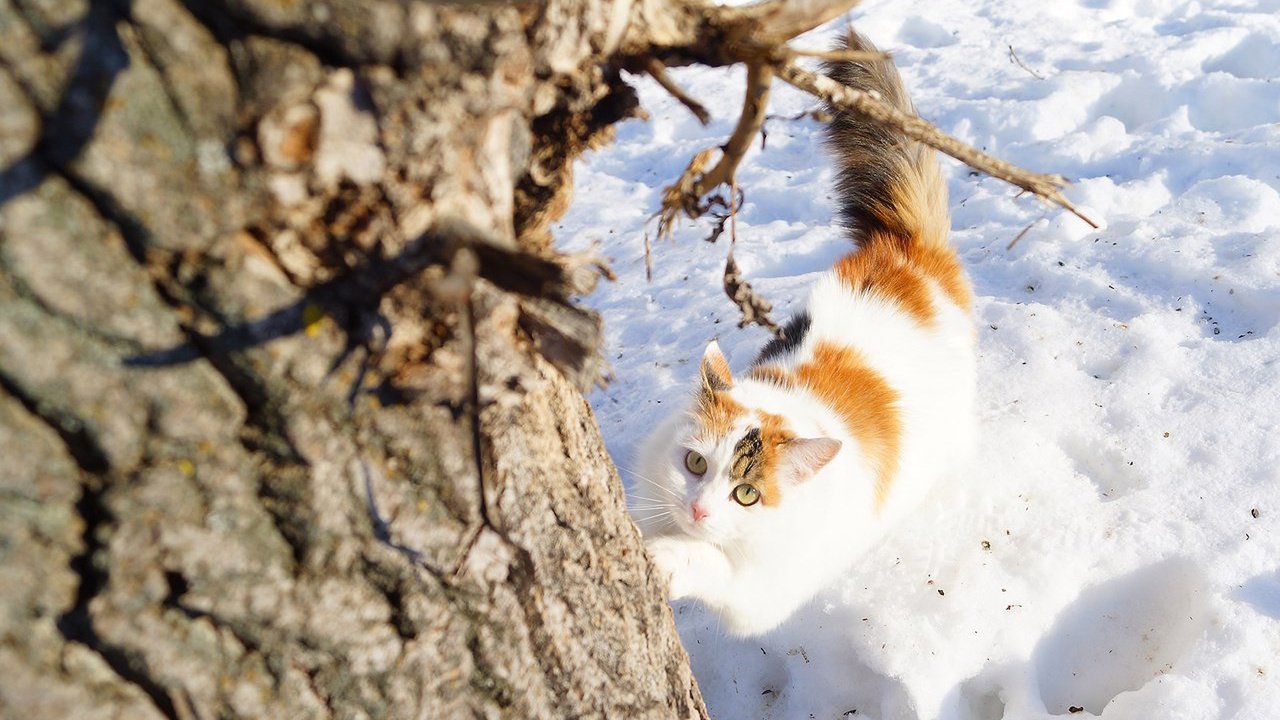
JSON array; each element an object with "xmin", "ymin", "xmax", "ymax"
[
  {"xmin": 732, "ymin": 484, "xmax": 760, "ymax": 506},
  {"xmin": 684, "ymin": 450, "xmax": 708, "ymax": 476}
]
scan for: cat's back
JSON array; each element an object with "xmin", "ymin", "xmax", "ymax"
[
  {"xmin": 824, "ymin": 29, "xmax": 974, "ymax": 397},
  {"xmin": 751, "ymin": 29, "xmax": 976, "ymax": 513}
]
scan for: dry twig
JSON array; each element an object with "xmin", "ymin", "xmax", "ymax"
[
  {"xmin": 655, "ymin": 61, "xmax": 771, "ymax": 238},
  {"xmin": 1006, "ymin": 212, "xmax": 1048, "ymax": 250},
  {"xmin": 1008, "ymin": 45, "xmax": 1046, "ymax": 80},
  {"xmin": 645, "ymin": 57, "xmax": 711, "ymax": 124},
  {"xmin": 655, "ymin": 148, "xmax": 717, "ymax": 238},
  {"xmin": 723, "ymin": 253, "xmax": 782, "ymax": 337},
  {"xmin": 777, "ymin": 62, "xmax": 1098, "ymax": 228},
  {"xmin": 720, "ymin": 177, "xmax": 782, "ymax": 337},
  {"xmin": 645, "ymin": 232, "xmax": 658, "ymax": 284},
  {"xmin": 761, "ymin": 106, "xmax": 834, "ymax": 149},
  {"xmin": 692, "ymin": 62, "xmax": 773, "ymax": 199},
  {"xmin": 785, "ymin": 47, "xmax": 890, "ymax": 62}
]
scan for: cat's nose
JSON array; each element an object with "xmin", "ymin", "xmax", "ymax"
[{"xmin": 692, "ymin": 502, "xmax": 709, "ymax": 523}]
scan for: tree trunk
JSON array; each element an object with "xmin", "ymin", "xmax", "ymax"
[{"xmin": 0, "ymin": 1, "xmax": 708, "ymax": 717}]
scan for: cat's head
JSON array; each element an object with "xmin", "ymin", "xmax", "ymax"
[{"xmin": 633, "ymin": 342, "xmax": 841, "ymax": 543}]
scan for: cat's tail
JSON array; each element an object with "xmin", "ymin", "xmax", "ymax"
[{"xmin": 824, "ymin": 31, "xmax": 949, "ymax": 249}]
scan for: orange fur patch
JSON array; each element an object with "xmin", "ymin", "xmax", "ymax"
[
  {"xmin": 833, "ymin": 230, "xmax": 972, "ymax": 324},
  {"xmin": 898, "ymin": 234, "xmax": 973, "ymax": 312},
  {"xmin": 693, "ymin": 388, "xmax": 744, "ymax": 441},
  {"xmin": 794, "ymin": 342, "xmax": 901, "ymax": 505},
  {"xmin": 751, "ymin": 410, "xmax": 795, "ymax": 506},
  {"xmin": 702, "ymin": 350, "xmax": 734, "ymax": 388},
  {"xmin": 748, "ymin": 344, "xmax": 902, "ymax": 506}
]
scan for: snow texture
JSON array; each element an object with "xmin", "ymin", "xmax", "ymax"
[{"xmin": 558, "ymin": 0, "xmax": 1280, "ymax": 717}]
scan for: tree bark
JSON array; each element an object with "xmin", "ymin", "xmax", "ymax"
[{"xmin": 0, "ymin": 1, "xmax": 709, "ymax": 717}]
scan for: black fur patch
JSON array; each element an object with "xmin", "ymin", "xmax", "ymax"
[
  {"xmin": 755, "ymin": 312, "xmax": 811, "ymax": 364},
  {"xmin": 731, "ymin": 428, "xmax": 763, "ymax": 480},
  {"xmin": 823, "ymin": 30, "xmax": 921, "ymax": 244}
]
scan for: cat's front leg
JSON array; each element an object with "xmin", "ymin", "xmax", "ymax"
[{"xmin": 645, "ymin": 535, "xmax": 732, "ymax": 602}]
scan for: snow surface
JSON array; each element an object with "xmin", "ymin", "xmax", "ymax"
[{"xmin": 557, "ymin": 0, "xmax": 1280, "ymax": 717}]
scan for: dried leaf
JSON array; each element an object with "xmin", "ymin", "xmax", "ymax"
[{"xmin": 723, "ymin": 252, "xmax": 782, "ymax": 337}]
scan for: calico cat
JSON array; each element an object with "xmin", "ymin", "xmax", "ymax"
[{"xmin": 630, "ymin": 30, "xmax": 976, "ymax": 637}]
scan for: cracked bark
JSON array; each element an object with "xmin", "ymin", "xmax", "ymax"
[{"xmin": 0, "ymin": 1, "xmax": 711, "ymax": 718}]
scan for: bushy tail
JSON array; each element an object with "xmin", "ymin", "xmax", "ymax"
[{"xmin": 824, "ymin": 31, "xmax": 949, "ymax": 248}]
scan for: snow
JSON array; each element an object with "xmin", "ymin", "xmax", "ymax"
[{"xmin": 557, "ymin": 0, "xmax": 1280, "ymax": 717}]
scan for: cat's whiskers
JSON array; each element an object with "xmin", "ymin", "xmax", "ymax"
[
  {"xmin": 629, "ymin": 505, "xmax": 674, "ymax": 518},
  {"xmin": 627, "ymin": 504, "xmax": 673, "ymax": 515},
  {"xmin": 630, "ymin": 512, "xmax": 676, "ymax": 528},
  {"xmin": 624, "ymin": 470, "xmax": 683, "ymax": 501},
  {"xmin": 618, "ymin": 463, "xmax": 673, "ymax": 485},
  {"xmin": 626, "ymin": 490, "xmax": 675, "ymax": 509},
  {"xmin": 632, "ymin": 509, "xmax": 680, "ymax": 520}
]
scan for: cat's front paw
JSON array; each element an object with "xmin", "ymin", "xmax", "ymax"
[{"xmin": 645, "ymin": 536, "xmax": 698, "ymax": 600}]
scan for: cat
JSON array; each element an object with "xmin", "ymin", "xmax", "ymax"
[{"xmin": 629, "ymin": 30, "xmax": 976, "ymax": 637}]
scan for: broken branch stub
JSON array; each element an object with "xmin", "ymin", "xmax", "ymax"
[{"xmin": 646, "ymin": 58, "xmax": 711, "ymax": 125}]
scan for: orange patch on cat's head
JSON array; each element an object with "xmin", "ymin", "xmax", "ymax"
[
  {"xmin": 693, "ymin": 388, "xmax": 744, "ymax": 440},
  {"xmin": 729, "ymin": 411, "xmax": 839, "ymax": 507},
  {"xmin": 749, "ymin": 410, "xmax": 796, "ymax": 506},
  {"xmin": 756, "ymin": 410, "xmax": 793, "ymax": 446},
  {"xmin": 724, "ymin": 422, "xmax": 783, "ymax": 507},
  {"xmin": 693, "ymin": 341, "xmax": 742, "ymax": 439},
  {"xmin": 701, "ymin": 340, "xmax": 733, "ymax": 390}
]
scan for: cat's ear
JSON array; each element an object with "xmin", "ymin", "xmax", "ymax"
[
  {"xmin": 700, "ymin": 341, "xmax": 734, "ymax": 391},
  {"xmin": 779, "ymin": 438, "xmax": 841, "ymax": 483}
]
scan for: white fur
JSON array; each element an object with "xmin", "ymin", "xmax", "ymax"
[{"xmin": 630, "ymin": 277, "xmax": 974, "ymax": 636}]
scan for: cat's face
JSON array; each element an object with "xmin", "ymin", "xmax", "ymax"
[{"xmin": 631, "ymin": 342, "xmax": 840, "ymax": 543}]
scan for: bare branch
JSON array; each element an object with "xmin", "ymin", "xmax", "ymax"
[
  {"xmin": 719, "ymin": 177, "xmax": 782, "ymax": 335},
  {"xmin": 762, "ymin": 106, "xmax": 833, "ymax": 149},
  {"xmin": 694, "ymin": 61, "xmax": 773, "ymax": 197},
  {"xmin": 777, "ymin": 61, "xmax": 1099, "ymax": 228},
  {"xmin": 654, "ymin": 61, "xmax": 771, "ymax": 238},
  {"xmin": 785, "ymin": 47, "xmax": 890, "ymax": 62},
  {"xmin": 645, "ymin": 58, "xmax": 711, "ymax": 125},
  {"xmin": 644, "ymin": 231, "xmax": 653, "ymax": 281},
  {"xmin": 729, "ymin": 0, "xmax": 864, "ymax": 45},
  {"xmin": 1008, "ymin": 45, "xmax": 1045, "ymax": 80},
  {"xmin": 1006, "ymin": 213, "xmax": 1048, "ymax": 250},
  {"xmin": 703, "ymin": 212, "xmax": 732, "ymax": 244}
]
